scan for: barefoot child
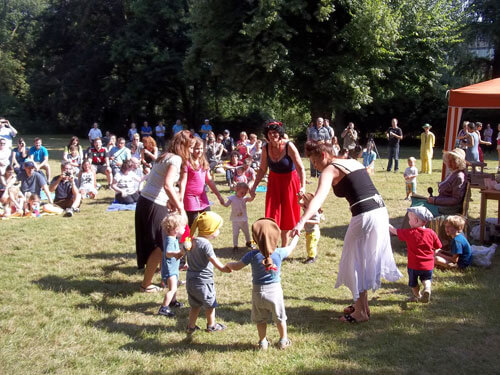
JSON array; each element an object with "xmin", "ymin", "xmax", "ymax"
[
  {"xmin": 298, "ymin": 192, "xmax": 323, "ymax": 264},
  {"xmin": 404, "ymin": 157, "xmax": 418, "ymax": 200},
  {"xmin": 184, "ymin": 211, "xmax": 231, "ymax": 334},
  {"xmin": 223, "ymin": 182, "xmax": 254, "ymax": 251},
  {"xmin": 158, "ymin": 213, "xmax": 188, "ymax": 317},
  {"xmin": 226, "ymin": 218, "xmax": 299, "ymax": 350},
  {"xmin": 434, "ymin": 215, "xmax": 472, "ymax": 270},
  {"xmin": 389, "ymin": 206, "xmax": 441, "ymax": 302}
]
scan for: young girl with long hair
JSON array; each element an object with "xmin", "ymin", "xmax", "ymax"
[{"xmin": 180, "ymin": 137, "xmax": 225, "ymax": 226}]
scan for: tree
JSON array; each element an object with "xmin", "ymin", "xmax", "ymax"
[{"xmin": 188, "ymin": 0, "xmax": 462, "ymax": 129}]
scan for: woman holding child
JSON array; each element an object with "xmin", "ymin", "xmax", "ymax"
[
  {"xmin": 292, "ymin": 142, "xmax": 402, "ymax": 323},
  {"xmin": 250, "ymin": 120, "xmax": 305, "ymax": 247},
  {"xmin": 135, "ymin": 130, "xmax": 194, "ymax": 293}
]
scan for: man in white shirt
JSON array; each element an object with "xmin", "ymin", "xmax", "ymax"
[{"xmin": 88, "ymin": 122, "xmax": 103, "ymax": 146}]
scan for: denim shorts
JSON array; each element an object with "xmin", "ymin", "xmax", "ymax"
[{"xmin": 407, "ymin": 267, "xmax": 433, "ymax": 287}]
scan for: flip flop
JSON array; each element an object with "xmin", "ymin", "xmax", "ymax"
[
  {"xmin": 140, "ymin": 284, "xmax": 162, "ymax": 293},
  {"xmin": 339, "ymin": 314, "xmax": 357, "ymax": 323},
  {"xmin": 343, "ymin": 305, "xmax": 371, "ymax": 317}
]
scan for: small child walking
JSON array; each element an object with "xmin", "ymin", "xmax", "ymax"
[
  {"xmin": 435, "ymin": 215, "xmax": 472, "ymax": 270},
  {"xmin": 298, "ymin": 192, "xmax": 322, "ymax": 264},
  {"xmin": 223, "ymin": 182, "xmax": 254, "ymax": 251},
  {"xmin": 225, "ymin": 218, "xmax": 299, "ymax": 350},
  {"xmin": 389, "ymin": 206, "xmax": 441, "ymax": 302},
  {"xmin": 184, "ymin": 211, "xmax": 231, "ymax": 334},
  {"xmin": 158, "ymin": 213, "xmax": 188, "ymax": 317},
  {"xmin": 404, "ymin": 157, "xmax": 418, "ymax": 200}
]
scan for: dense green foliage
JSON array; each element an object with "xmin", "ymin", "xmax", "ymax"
[{"xmin": 0, "ymin": 0, "xmax": 497, "ymax": 136}]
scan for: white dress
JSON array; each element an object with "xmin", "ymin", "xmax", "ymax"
[{"xmin": 331, "ymin": 159, "xmax": 402, "ymax": 301}]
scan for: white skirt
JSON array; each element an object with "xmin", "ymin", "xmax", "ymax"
[{"xmin": 335, "ymin": 207, "xmax": 402, "ymax": 301}]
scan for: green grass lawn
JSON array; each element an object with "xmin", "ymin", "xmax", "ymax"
[{"xmin": 1, "ymin": 135, "xmax": 499, "ymax": 374}]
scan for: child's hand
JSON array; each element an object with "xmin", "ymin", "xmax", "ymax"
[{"xmin": 221, "ymin": 265, "xmax": 232, "ymax": 273}]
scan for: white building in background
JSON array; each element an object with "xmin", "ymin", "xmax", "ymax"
[{"xmin": 469, "ymin": 36, "xmax": 494, "ymax": 59}]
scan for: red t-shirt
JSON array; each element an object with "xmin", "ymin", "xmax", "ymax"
[{"xmin": 397, "ymin": 227, "xmax": 442, "ymax": 271}]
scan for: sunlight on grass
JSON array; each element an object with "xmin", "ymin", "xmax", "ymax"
[{"xmin": 1, "ymin": 135, "xmax": 499, "ymax": 374}]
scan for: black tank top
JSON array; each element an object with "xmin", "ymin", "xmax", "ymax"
[
  {"xmin": 266, "ymin": 142, "xmax": 295, "ymax": 174},
  {"xmin": 331, "ymin": 161, "xmax": 383, "ymax": 216}
]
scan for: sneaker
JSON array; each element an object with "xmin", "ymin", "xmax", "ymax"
[
  {"xmin": 186, "ymin": 325, "xmax": 201, "ymax": 335},
  {"xmin": 206, "ymin": 323, "xmax": 226, "ymax": 332},
  {"xmin": 258, "ymin": 338, "xmax": 269, "ymax": 351},
  {"xmin": 278, "ymin": 338, "xmax": 291, "ymax": 350},
  {"xmin": 420, "ymin": 289, "xmax": 431, "ymax": 303},
  {"xmin": 72, "ymin": 207, "xmax": 80, "ymax": 213},
  {"xmin": 169, "ymin": 300, "xmax": 184, "ymax": 308},
  {"xmin": 303, "ymin": 257, "xmax": 316, "ymax": 264},
  {"xmin": 246, "ymin": 241, "xmax": 255, "ymax": 249},
  {"xmin": 158, "ymin": 306, "xmax": 175, "ymax": 317},
  {"xmin": 63, "ymin": 208, "xmax": 73, "ymax": 217}
]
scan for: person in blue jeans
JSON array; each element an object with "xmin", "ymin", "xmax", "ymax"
[
  {"xmin": 435, "ymin": 215, "xmax": 472, "ymax": 270},
  {"xmin": 226, "ymin": 218, "xmax": 299, "ymax": 350},
  {"xmin": 386, "ymin": 118, "xmax": 403, "ymax": 172}
]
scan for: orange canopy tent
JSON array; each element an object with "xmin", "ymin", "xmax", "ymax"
[{"xmin": 443, "ymin": 78, "xmax": 500, "ymax": 178}]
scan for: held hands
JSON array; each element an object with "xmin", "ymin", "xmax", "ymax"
[
  {"xmin": 221, "ymin": 265, "xmax": 232, "ymax": 273},
  {"xmin": 291, "ymin": 220, "xmax": 305, "ymax": 237}
]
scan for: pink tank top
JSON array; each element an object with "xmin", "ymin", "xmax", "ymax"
[{"xmin": 183, "ymin": 162, "xmax": 210, "ymax": 211}]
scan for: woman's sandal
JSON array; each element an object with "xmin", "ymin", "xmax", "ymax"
[
  {"xmin": 343, "ymin": 305, "xmax": 371, "ymax": 317},
  {"xmin": 339, "ymin": 314, "xmax": 358, "ymax": 323},
  {"xmin": 140, "ymin": 284, "xmax": 162, "ymax": 293}
]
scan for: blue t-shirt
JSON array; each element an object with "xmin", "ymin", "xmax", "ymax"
[
  {"xmin": 29, "ymin": 146, "xmax": 49, "ymax": 162},
  {"xmin": 241, "ymin": 248, "xmax": 289, "ymax": 285},
  {"xmin": 161, "ymin": 236, "xmax": 181, "ymax": 280},
  {"xmin": 141, "ymin": 126, "xmax": 152, "ymax": 136},
  {"xmin": 201, "ymin": 124, "xmax": 212, "ymax": 139},
  {"xmin": 362, "ymin": 150, "xmax": 376, "ymax": 168},
  {"xmin": 451, "ymin": 233, "xmax": 472, "ymax": 268},
  {"xmin": 172, "ymin": 124, "xmax": 183, "ymax": 135}
]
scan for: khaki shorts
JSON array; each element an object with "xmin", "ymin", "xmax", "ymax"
[{"xmin": 251, "ymin": 283, "xmax": 287, "ymax": 323}]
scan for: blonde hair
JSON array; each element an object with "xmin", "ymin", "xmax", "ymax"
[
  {"xmin": 235, "ymin": 182, "xmax": 249, "ymax": 192},
  {"xmin": 161, "ymin": 213, "xmax": 187, "ymax": 234},
  {"xmin": 444, "ymin": 153, "xmax": 466, "ymax": 171},
  {"xmin": 160, "ymin": 130, "xmax": 194, "ymax": 163},
  {"xmin": 444, "ymin": 215, "xmax": 465, "ymax": 232},
  {"xmin": 408, "ymin": 157, "xmax": 416, "ymax": 163},
  {"xmin": 190, "ymin": 137, "xmax": 209, "ymax": 170},
  {"xmin": 299, "ymin": 192, "xmax": 323, "ymax": 213}
]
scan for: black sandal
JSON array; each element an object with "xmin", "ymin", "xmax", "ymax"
[{"xmin": 339, "ymin": 314, "xmax": 357, "ymax": 323}]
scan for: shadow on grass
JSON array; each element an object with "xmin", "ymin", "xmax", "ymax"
[
  {"xmin": 120, "ymin": 337, "xmax": 255, "ymax": 354},
  {"xmin": 214, "ymin": 246, "xmax": 249, "ymax": 260},
  {"xmin": 75, "ymin": 252, "xmax": 135, "ymax": 260},
  {"xmin": 33, "ymin": 275, "xmax": 137, "ymax": 297}
]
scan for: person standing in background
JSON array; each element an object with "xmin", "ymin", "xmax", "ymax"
[
  {"xmin": 200, "ymin": 119, "xmax": 212, "ymax": 141},
  {"xmin": 341, "ymin": 122, "xmax": 358, "ymax": 151},
  {"xmin": 155, "ymin": 120, "xmax": 166, "ymax": 151},
  {"xmin": 141, "ymin": 121, "xmax": 153, "ymax": 138},
  {"xmin": 0, "ymin": 118, "xmax": 18, "ymax": 148},
  {"xmin": 172, "ymin": 119, "xmax": 183, "ymax": 136},
  {"xmin": 88, "ymin": 122, "xmax": 102, "ymax": 146},
  {"xmin": 386, "ymin": 118, "xmax": 403, "ymax": 172},
  {"xmin": 420, "ymin": 124, "xmax": 435, "ymax": 174},
  {"xmin": 483, "ymin": 124, "xmax": 493, "ymax": 153}
]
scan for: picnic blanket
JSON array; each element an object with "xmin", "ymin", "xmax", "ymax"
[
  {"xmin": 106, "ymin": 202, "xmax": 137, "ymax": 211},
  {"xmin": 255, "ymin": 185, "xmax": 267, "ymax": 193}
]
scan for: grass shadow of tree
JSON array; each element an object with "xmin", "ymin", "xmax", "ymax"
[{"xmin": 33, "ymin": 275, "xmax": 137, "ymax": 297}]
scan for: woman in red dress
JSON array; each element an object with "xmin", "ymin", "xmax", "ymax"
[{"xmin": 250, "ymin": 120, "xmax": 305, "ymax": 247}]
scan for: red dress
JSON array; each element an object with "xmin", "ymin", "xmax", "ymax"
[{"xmin": 264, "ymin": 143, "xmax": 301, "ymax": 230}]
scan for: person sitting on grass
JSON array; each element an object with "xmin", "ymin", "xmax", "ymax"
[
  {"xmin": 434, "ymin": 215, "xmax": 472, "ymax": 270},
  {"xmin": 184, "ymin": 211, "xmax": 232, "ymax": 335},
  {"xmin": 19, "ymin": 161, "xmax": 53, "ymax": 205},
  {"xmin": 78, "ymin": 160, "xmax": 98, "ymax": 199},
  {"xmin": 111, "ymin": 160, "xmax": 141, "ymax": 204},
  {"xmin": 389, "ymin": 206, "xmax": 442, "ymax": 303},
  {"xmin": 0, "ymin": 165, "xmax": 24, "ymax": 217},
  {"xmin": 158, "ymin": 213, "xmax": 188, "ymax": 317},
  {"xmin": 49, "ymin": 162, "xmax": 81, "ymax": 217},
  {"xmin": 224, "ymin": 151, "xmax": 242, "ymax": 189},
  {"xmin": 28, "ymin": 137, "xmax": 52, "ymax": 181},
  {"xmin": 87, "ymin": 137, "xmax": 112, "ymax": 188},
  {"xmin": 225, "ymin": 218, "xmax": 299, "ymax": 350}
]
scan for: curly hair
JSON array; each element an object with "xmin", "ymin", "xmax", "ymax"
[
  {"xmin": 263, "ymin": 119, "xmax": 285, "ymax": 141},
  {"xmin": 444, "ymin": 215, "xmax": 465, "ymax": 232},
  {"xmin": 161, "ymin": 213, "xmax": 187, "ymax": 234}
]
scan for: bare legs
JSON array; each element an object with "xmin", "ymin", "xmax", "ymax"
[
  {"xmin": 187, "ymin": 307, "xmax": 216, "ymax": 329},
  {"xmin": 341, "ymin": 290, "xmax": 370, "ymax": 323},
  {"xmin": 281, "ymin": 230, "xmax": 289, "ymax": 247},
  {"xmin": 140, "ymin": 247, "xmax": 162, "ymax": 289},
  {"xmin": 161, "ymin": 276, "xmax": 178, "ymax": 307},
  {"xmin": 256, "ymin": 321, "xmax": 287, "ymax": 341}
]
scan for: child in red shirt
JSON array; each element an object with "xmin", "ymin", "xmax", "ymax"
[{"xmin": 390, "ymin": 206, "xmax": 442, "ymax": 303}]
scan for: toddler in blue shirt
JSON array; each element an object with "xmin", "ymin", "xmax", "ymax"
[
  {"xmin": 435, "ymin": 215, "xmax": 472, "ymax": 269},
  {"xmin": 226, "ymin": 218, "xmax": 299, "ymax": 350}
]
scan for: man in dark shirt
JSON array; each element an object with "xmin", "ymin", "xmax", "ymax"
[
  {"xmin": 386, "ymin": 118, "xmax": 403, "ymax": 172},
  {"xmin": 222, "ymin": 129, "xmax": 234, "ymax": 160},
  {"xmin": 19, "ymin": 161, "xmax": 53, "ymax": 204},
  {"xmin": 49, "ymin": 162, "xmax": 81, "ymax": 217}
]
